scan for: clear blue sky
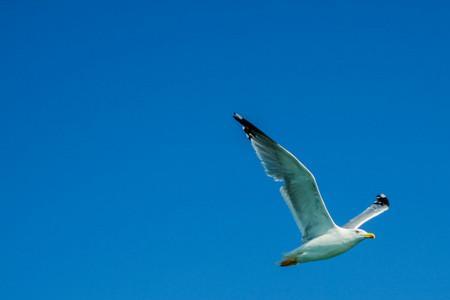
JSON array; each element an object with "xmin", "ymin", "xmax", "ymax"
[{"xmin": 2, "ymin": 1, "xmax": 450, "ymax": 299}]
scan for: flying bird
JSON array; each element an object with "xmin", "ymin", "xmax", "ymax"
[{"xmin": 233, "ymin": 113, "xmax": 390, "ymax": 266}]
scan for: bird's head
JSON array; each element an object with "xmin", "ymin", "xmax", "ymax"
[{"xmin": 354, "ymin": 229, "xmax": 376, "ymax": 240}]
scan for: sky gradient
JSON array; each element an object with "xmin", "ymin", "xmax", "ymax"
[{"xmin": 2, "ymin": 1, "xmax": 450, "ymax": 299}]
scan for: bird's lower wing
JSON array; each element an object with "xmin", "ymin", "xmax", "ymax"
[
  {"xmin": 343, "ymin": 195, "xmax": 390, "ymax": 229},
  {"xmin": 234, "ymin": 113, "xmax": 336, "ymax": 242}
]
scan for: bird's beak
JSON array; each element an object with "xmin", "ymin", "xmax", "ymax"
[{"xmin": 362, "ymin": 232, "xmax": 376, "ymax": 239}]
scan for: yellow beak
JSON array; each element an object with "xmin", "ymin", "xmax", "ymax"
[{"xmin": 362, "ymin": 232, "xmax": 376, "ymax": 239}]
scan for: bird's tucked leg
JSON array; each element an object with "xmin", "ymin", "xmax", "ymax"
[{"xmin": 279, "ymin": 257, "xmax": 298, "ymax": 267}]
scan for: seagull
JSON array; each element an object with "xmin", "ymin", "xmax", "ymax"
[{"xmin": 233, "ymin": 113, "xmax": 390, "ymax": 266}]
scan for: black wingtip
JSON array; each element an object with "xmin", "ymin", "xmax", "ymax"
[
  {"xmin": 232, "ymin": 112, "xmax": 251, "ymax": 138},
  {"xmin": 232, "ymin": 112, "xmax": 271, "ymax": 140},
  {"xmin": 233, "ymin": 113, "xmax": 249, "ymax": 128},
  {"xmin": 375, "ymin": 193, "xmax": 390, "ymax": 207}
]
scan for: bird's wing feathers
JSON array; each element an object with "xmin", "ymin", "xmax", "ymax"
[
  {"xmin": 343, "ymin": 195, "xmax": 390, "ymax": 229},
  {"xmin": 234, "ymin": 113, "xmax": 336, "ymax": 242}
]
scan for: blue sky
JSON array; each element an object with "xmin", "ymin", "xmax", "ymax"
[{"xmin": 1, "ymin": 1, "xmax": 450, "ymax": 299}]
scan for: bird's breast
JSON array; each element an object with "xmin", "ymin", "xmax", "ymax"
[{"xmin": 296, "ymin": 231, "xmax": 360, "ymax": 262}]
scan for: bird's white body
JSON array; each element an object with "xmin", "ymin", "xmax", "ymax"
[{"xmin": 285, "ymin": 227, "xmax": 364, "ymax": 263}]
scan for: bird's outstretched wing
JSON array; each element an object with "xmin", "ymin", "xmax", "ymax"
[
  {"xmin": 343, "ymin": 194, "xmax": 390, "ymax": 229},
  {"xmin": 233, "ymin": 113, "xmax": 336, "ymax": 242}
]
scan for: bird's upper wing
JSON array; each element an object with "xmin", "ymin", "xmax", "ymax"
[
  {"xmin": 343, "ymin": 194, "xmax": 390, "ymax": 229},
  {"xmin": 234, "ymin": 113, "xmax": 336, "ymax": 242}
]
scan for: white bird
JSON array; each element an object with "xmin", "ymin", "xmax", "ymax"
[{"xmin": 233, "ymin": 113, "xmax": 390, "ymax": 266}]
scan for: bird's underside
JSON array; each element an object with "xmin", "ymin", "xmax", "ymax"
[{"xmin": 233, "ymin": 113, "xmax": 390, "ymax": 266}]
